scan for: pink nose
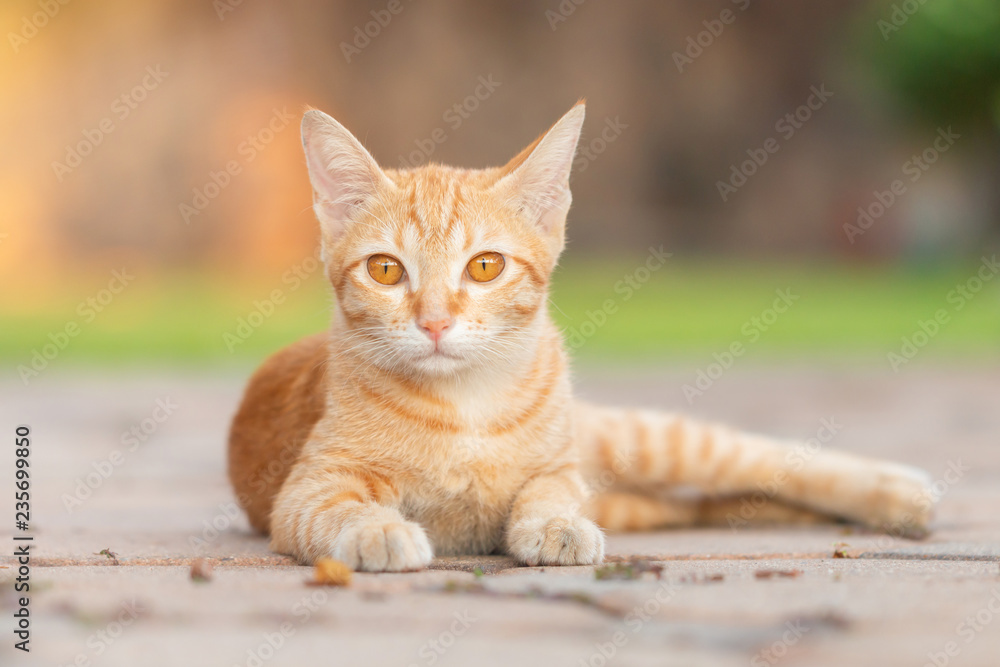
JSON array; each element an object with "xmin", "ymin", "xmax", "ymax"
[{"xmin": 419, "ymin": 318, "xmax": 452, "ymax": 342}]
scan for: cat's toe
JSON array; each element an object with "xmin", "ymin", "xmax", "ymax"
[
  {"xmin": 385, "ymin": 521, "xmax": 434, "ymax": 570},
  {"xmin": 334, "ymin": 520, "xmax": 433, "ymax": 572},
  {"xmin": 507, "ymin": 516, "xmax": 605, "ymax": 566}
]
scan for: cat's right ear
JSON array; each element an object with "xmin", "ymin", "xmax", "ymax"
[{"xmin": 301, "ymin": 109, "xmax": 392, "ymax": 242}]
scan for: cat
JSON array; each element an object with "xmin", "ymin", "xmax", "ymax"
[{"xmin": 227, "ymin": 102, "xmax": 937, "ymax": 571}]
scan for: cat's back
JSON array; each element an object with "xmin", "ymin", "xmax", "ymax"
[{"xmin": 228, "ymin": 332, "xmax": 330, "ymax": 533}]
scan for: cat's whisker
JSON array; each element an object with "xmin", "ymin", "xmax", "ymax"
[{"xmin": 546, "ymin": 297, "xmax": 571, "ymax": 320}]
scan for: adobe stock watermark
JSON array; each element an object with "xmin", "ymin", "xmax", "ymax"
[
  {"xmin": 407, "ymin": 611, "xmax": 477, "ymax": 667},
  {"xmin": 52, "ymin": 65, "xmax": 169, "ymax": 182},
  {"xmin": 682, "ymin": 288, "xmax": 800, "ymax": 404},
  {"xmin": 726, "ymin": 417, "xmax": 843, "ymax": 530},
  {"xmin": 563, "ymin": 443, "xmax": 636, "ymax": 520},
  {"xmin": 61, "ymin": 397, "xmax": 180, "ymax": 513},
  {"xmin": 750, "ymin": 620, "xmax": 810, "ymax": 666},
  {"xmin": 55, "ymin": 598, "xmax": 145, "ymax": 667},
  {"xmin": 397, "ymin": 75, "xmax": 502, "ymax": 168},
  {"xmin": 581, "ymin": 449, "xmax": 635, "ymax": 507},
  {"xmin": 843, "ymin": 126, "xmax": 959, "ymax": 244},
  {"xmin": 716, "ymin": 84, "xmax": 833, "ymax": 202},
  {"xmin": 887, "ymin": 255, "xmax": 998, "ymax": 371},
  {"xmin": 223, "ymin": 247, "xmax": 323, "ymax": 352},
  {"xmin": 18, "ymin": 268, "xmax": 135, "ymax": 385},
  {"xmin": 180, "ymin": 106, "xmax": 293, "ymax": 224},
  {"xmin": 340, "ymin": 0, "xmax": 415, "ymax": 63},
  {"xmin": 546, "ymin": 0, "xmax": 589, "ymax": 31},
  {"xmin": 231, "ymin": 439, "xmax": 300, "ymax": 514},
  {"xmin": 573, "ymin": 116, "xmax": 628, "ymax": 173},
  {"xmin": 855, "ymin": 458, "xmax": 966, "ymax": 551},
  {"xmin": 578, "ymin": 579, "xmax": 682, "ymax": 666},
  {"xmin": 234, "ymin": 588, "xmax": 331, "ymax": 667},
  {"xmin": 189, "ymin": 501, "xmax": 242, "ymax": 553},
  {"xmin": 878, "ymin": 0, "xmax": 931, "ymax": 41},
  {"xmin": 672, "ymin": 0, "xmax": 752, "ymax": 73},
  {"xmin": 564, "ymin": 245, "xmax": 672, "ymax": 350},
  {"xmin": 8, "ymin": 0, "xmax": 72, "ymax": 54},
  {"xmin": 923, "ymin": 587, "xmax": 1000, "ymax": 667},
  {"xmin": 213, "ymin": 0, "xmax": 244, "ymax": 21}
]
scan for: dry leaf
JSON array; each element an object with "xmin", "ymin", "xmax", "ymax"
[{"xmin": 311, "ymin": 558, "xmax": 353, "ymax": 586}]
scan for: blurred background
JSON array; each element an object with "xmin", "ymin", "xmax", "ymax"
[{"xmin": 2, "ymin": 0, "xmax": 998, "ymax": 367}]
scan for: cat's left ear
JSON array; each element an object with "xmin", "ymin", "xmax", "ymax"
[{"xmin": 495, "ymin": 103, "xmax": 585, "ymax": 251}]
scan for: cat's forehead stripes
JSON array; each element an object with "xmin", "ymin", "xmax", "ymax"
[
  {"xmin": 443, "ymin": 180, "xmax": 464, "ymax": 241},
  {"xmin": 410, "ymin": 173, "xmax": 459, "ymax": 242},
  {"xmin": 385, "ymin": 167, "xmax": 501, "ymax": 256}
]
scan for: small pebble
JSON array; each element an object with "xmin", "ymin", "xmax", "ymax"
[{"xmin": 190, "ymin": 558, "xmax": 213, "ymax": 582}]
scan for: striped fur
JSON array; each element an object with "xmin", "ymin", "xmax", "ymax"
[
  {"xmin": 227, "ymin": 104, "xmax": 937, "ymax": 571},
  {"xmin": 574, "ymin": 404, "xmax": 936, "ymax": 536}
]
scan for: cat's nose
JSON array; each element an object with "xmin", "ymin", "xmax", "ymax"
[{"xmin": 418, "ymin": 317, "xmax": 453, "ymax": 343}]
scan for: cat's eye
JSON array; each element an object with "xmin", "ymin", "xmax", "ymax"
[
  {"xmin": 467, "ymin": 252, "xmax": 505, "ymax": 283},
  {"xmin": 367, "ymin": 254, "xmax": 405, "ymax": 285}
]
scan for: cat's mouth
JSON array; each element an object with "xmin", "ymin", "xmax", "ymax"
[
  {"xmin": 413, "ymin": 344, "xmax": 465, "ymax": 368},
  {"xmin": 424, "ymin": 347, "xmax": 459, "ymax": 360},
  {"xmin": 418, "ymin": 337, "xmax": 459, "ymax": 358}
]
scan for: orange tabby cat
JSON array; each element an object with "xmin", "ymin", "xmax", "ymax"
[{"xmin": 228, "ymin": 103, "xmax": 937, "ymax": 571}]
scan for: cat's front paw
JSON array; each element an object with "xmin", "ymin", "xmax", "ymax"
[
  {"xmin": 333, "ymin": 519, "xmax": 433, "ymax": 572},
  {"xmin": 506, "ymin": 515, "xmax": 605, "ymax": 566}
]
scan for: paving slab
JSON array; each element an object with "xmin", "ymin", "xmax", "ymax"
[
  {"xmin": 4, "ymin": 559, "xmax": 1000, "ymax": 667},
  {"xmin": 1, "ymin": 362, "xmax": 998, "ymax": 666}
]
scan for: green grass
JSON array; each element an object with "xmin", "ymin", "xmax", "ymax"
[
  {"xmin": 548, "ymin": 257, "xmax": 999, "ymax": 358},
  {"xmin": 2, "ymin": 258, "xmax": 997, "ymax": 367}
]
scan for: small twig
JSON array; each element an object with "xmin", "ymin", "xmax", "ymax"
[
  {"xmin": 95, "ymin": 549, "xmax": 120, "ymax": 566},
  {"xmin": 755, "ymin": 569, "xmax": 803, "ymax": 579},
  {"xmin": 832, "ymin": 542, "xmax": 854, "ymax": 559}
]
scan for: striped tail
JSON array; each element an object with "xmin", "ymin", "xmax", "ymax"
[{"xmin": 573, "ymin": 402, "xmax": 937, "ymax": 537}]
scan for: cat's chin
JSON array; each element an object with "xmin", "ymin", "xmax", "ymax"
[{"xmin": 406, "ymin": 349, "xmax": 471, "ymax": 377}]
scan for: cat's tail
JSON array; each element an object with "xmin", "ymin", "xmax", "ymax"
[{"xmin": 572, "ymin": 401, "xmax": 938, "ymax": 537}]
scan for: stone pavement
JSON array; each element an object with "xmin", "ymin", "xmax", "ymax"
[{"xmin": 1, "ymin": 361, "xmax": 999, "ymax": 667}]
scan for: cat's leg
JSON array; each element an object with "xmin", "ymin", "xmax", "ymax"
[
  {"xmin": 576, "ymin": 404, "xmax": 937, "ymax": 536},
  {"xmin": 269, "ymin": 458, "xmax": 432, "ymax": 571},
  {"xmin": 505, "ymin": 468, "xmax": 606, "ymax": 566},
  {"xmin": 586, "ymin": 492, "xmax": 829, "ymax": 531},
  {"xmin": 585, "ymin": 492, "xmax": 698, "ymax": 530}
]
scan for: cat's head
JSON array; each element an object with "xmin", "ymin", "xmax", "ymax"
[{"xmin": 301, "ymin": 103, "xmax": 585, "ymax": 377}]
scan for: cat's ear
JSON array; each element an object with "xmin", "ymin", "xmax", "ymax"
[
  {"xmin": 495, "ymin": 102, "xmax": 585, "ymax": 245},
  {"xmin": 301, "ymin": 109, "xmax": 392, "ymax": 242}
]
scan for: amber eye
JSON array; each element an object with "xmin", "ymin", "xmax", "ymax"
[
  {"xmin": 367, "ymin": 254, "xmax": 405, "ymax": 285},
  {"xmin": 467, "ymin": 252, "xmax": 505, "ymax": 283}
]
